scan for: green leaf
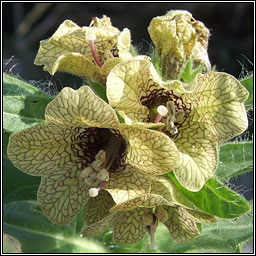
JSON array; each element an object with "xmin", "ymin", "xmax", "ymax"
[
  {"xmin": 216, "ymin": 142, "xmax": 253, "ymax": 180},
  {"xmin": 240, "ymin": 75, "xmax": 253, "ymax": 109},
  {"xmin": 178, "ymin": 59, "xmax": 204, "ymax": 83},
  {"xmin": 3, "ymin": 201, "xmax": 108, "ymax": 253},
  {"xmin": 3, "ymin": 73, "xmax": 54, "ymax": 133},
  {"xmin": 3, "ymin": 73, "xmax": 49, "ymax": 97},
  {"xmin": 167, "ymin": 173, "xmax": 250, "ymax": 219},
  {"xmin": 89, "ymin": 80, "xmax": 108, "ymax": 103},
  {"xmin": 3, "ymin": 156, "xmax": 40, "ymax": 204}
]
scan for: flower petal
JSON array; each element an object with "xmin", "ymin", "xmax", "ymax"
[
  {"xmin": 151, "ymin": 177, "xmax": 193, "ymax": 208},
  {"xmin": 107, "ymin": 57, "xmax": 195, "ymax": 122},
  {"xmin": 183, "ymin": 72, "xmax": 249, "ymax": 143},
  {"xmin": 185, "ymin": 208, "xmax": 218, "ymax": 223},
  {"xmin": 34, "ymin": 20, "xmax": 81, "ymax": 68},
  {"xmin": 84, "ymin": 190, "xmax": 115, "ymax": 225},
  {"xmin": 82, "ymin": 212, "xmax": 117, "ymax": 237},
  {"xmin": 117, "ymin": 28, "xmax": 132, "ymax": 59},
  {"xmin": 105, "ymin": 165, "xmax": 151, "ymax": 205},
  {"xmin": 49, "ymin": 53, "xmax": 103, "ymax": 83},
  {"xmin": 173, "ymin": 120, "xmax": 218, "ymax": 191},
  {"xmin": 106, "ymin": 57, "xmax": 151, "ymax": 122},
  {"xmin": 45, "ymin": 86, "xmax": 120, "ymax": 129},
  {"xmin": 163, "ymin": 205, "xmax": 200, "ymax": 242},
  {"xmin": 120, "ymin": 124, "xmax": 180, "ymax": 175},
  {"xmin": 117, "ymin": 110, "xmax": 165, "ymax": 129},
  {"xmin": 100, "ymin": 57, "xmax": 122, "ymax": 79},
  {"xmin": 110, "ymin": 194, "xmax": 172, "ymax": 212},
  {"xmin": 113, "ymin": 208, "xmax": 147, "ymax": 243},
  {"xmin": 7, "ymin": 122, "xmax": 96, "ymax": 176},
  {"xmin": 34, "ymin": 18, "xmax": 130, "ymax": 81},
  {"xmin": 34, "ymin": 19, "xmax": 118, "ymax": 68},
  {"xmin": 37, "ymin": 168, "xmax": 88, "ymax": 225}
]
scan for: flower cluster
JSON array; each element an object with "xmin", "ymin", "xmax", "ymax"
[{"xmin": 8, "ymin": 11, "xmax": 248, "ymax": 249}]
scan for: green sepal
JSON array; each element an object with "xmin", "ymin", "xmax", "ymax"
[
  {"xmin": 178, "ymin": 58, "xmax": 204, "ymax": 83},
  {"xmin": 89, "ymin": 79, "xmax": 108, "ymax": 103}
]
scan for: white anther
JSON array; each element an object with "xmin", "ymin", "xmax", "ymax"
[
  {"xmin": 86, "ymin": 31, "xmax": 96, "ymax": 41},
  {"xmin": 89, "ymin": 188, "xmax": 99, "ymax": 197},
  {"xmin": 157, "ymin": 105, "xmax": 168, "ymax": 116}
]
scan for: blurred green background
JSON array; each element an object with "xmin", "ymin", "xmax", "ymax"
[{"xmin": 3, "ymin": 2, "xmax": 253, "ymax": 199}]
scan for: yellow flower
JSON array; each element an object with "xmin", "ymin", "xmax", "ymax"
[
  {"xmin": 82, "ymin": 173, "xmax": 217, "ymax": 247},
  {"xmin": 106, "ymin": 57, "xmax": 249, "ymax": 191},
  {"xmin": 34, "ymin": 15, "xmax": 132, "ymax": 84},
  {"xmin": 7, "ymin": 85, "xmax": 181, "ymax": 225},
  {"xmin": 148, "ymin": 10, "xmax": 211, "ymax": 80}
]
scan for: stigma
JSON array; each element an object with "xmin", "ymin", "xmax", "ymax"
[{"xmin": 85, "ymin": 30, "xmax": 103, "ymax": 67}]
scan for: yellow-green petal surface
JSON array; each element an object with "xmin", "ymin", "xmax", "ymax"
[
  {"xmin": 113, "ymin": 208, "xmax": 147, "ymax": 243},
  {"xmin": 84, "ymin": 190, "xmax": 115, "ymax": 225},
  {"xmin": 82, "ymin": 213, "xmax": 117, "ymax": 237},
  {"xmin": 107, "ymin": 57, "xmax": 195, "ymax": 122},
  {"xmin": 151, "ymin": 177, "xmax": 193, "ymax": 208},
  {"xmin": 7, "ymin": 123, "xmax": 91, "ymax": 176},
  {"xmin": 120, "ymin": 124, "xmax": 180, "ymax": 175},
  {"xmin": 173, "ymin": 72, "xmax": 248, "ymax": 191},
  {"xmin": 49, "ymin": 52, "xmax": 103, "ymax": 83},
  {"xmin": 163, "ymin": 205, "xmax": 200, "ymax": 242},
  {"xmin": 182, "ymin": 72, "xmax": 249, "ymax": 143},
  {"xmin": 173, "ymin": 121, "xmax": 218, "ymax": 191},
  {"xmin": 105, "ymin": 165, "xmax": 151, "ymax": 205},
  {"xmin": 46, "ymin": 86, "xmax": 120, "ymax": 129},
  {"xmin": 110, "ymin": 193, "xmax": 172, "ymax": 212},
  {"xmin": 34, "ymin": 19, "xmax": 131, "ymax": 82},
  {"xmin": 37, "ymin": 168, "xmax": 88, "ymax": 225}
]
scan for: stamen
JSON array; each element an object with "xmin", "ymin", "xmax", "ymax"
[
  {"xmin": 157, "ymin": 105, "xmax": 169, "ymax": 116},
  {"xmin": 86, "ymin": 31, "xmax": 103, "ymax": 67},
  {"xmin": 175, "ymin": 110, "xmax": 185, "ymax": 124},
  {"xmin": 97, "ymin": 168, "xmax": 109, "ymax": 181},
  {"xmin": 89, "ymin": 187, "xmax": 99, "ymax": 197},
  {"xmin": 167, "ymin": 116, "xmax": 178, "ymax": 135},
  {"xmin": 155, "ymin": 105, "xmax": 168, "ymax": 123},
  {"xmin": 155, "ymin": 206, "xmax": 168, "ymax": 223},
  {"xmin": 167, "ymin": 101, "xmax": 176, "ymax": 116},
  {"xmin": 88, "ymin": 180, "xmax": 107, "ymax": 197}
]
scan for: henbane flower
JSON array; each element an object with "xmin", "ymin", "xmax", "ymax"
[
  {"xmin": 106, "ymin": 57, "xmax": 249, "ymax": 191},
  {"xmin": 7, "ymin": 85, "xmax": 181, "ymax": 225},
  {"xmin": 148, "ymin": 10, "xmax": 211, "ymax": 80},
  {"xmin": 82, "ymin": 172, "xmax": 218, "ymax": 248},
  {"xmin": 34, "ymin": 15, "xmax": 132, "ymax": 84}
]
